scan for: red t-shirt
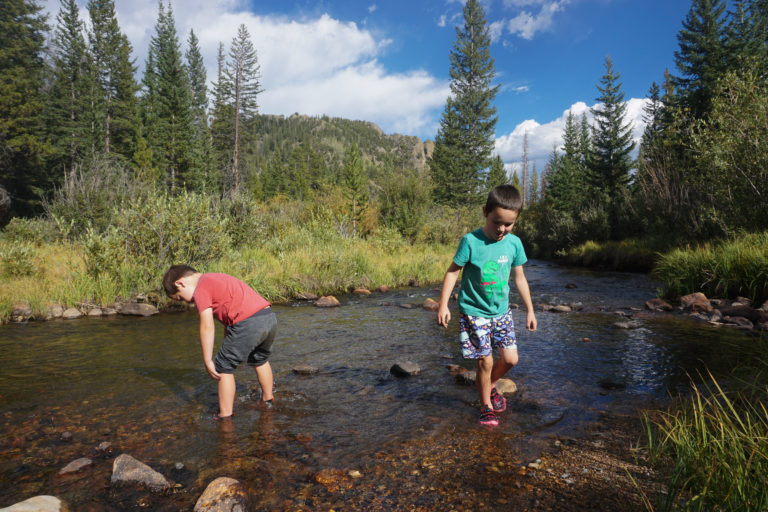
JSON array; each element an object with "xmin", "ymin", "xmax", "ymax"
[{"xmin": 193, "ymin": 273, "xmax": 270, "ymax": 325}]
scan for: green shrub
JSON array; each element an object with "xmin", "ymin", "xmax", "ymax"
[
  {"xmin": 1, "ymin": 217, "xmax": 59, "ymax": 244},
  {"xmin": 0, "ymin": 242, "xmax": 37, "ymax": 277}
]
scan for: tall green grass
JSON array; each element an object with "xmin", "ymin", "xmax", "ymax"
[
  {"xmin": 565, "ymin": 238, "xmax": 665, "ymax": 271},
  {"xmin": 644, "ymin": 372, "xmax": 768, "ymax": 511},
  {"xmin": 652, "ymin": 232, "xmax": 768, "ymax": 303}
]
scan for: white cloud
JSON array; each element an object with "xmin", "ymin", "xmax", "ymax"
[
  {"xmin": 495, "ymin": 98, "xmax": 648, "ymax": 170},
  {"xmin": 40, "ymin": 0, "xmax": 448, "ymax": 138},
  {"xmin": 368, "ymin": 4, "xmax": 377, "ymax": 13},
  {"xmin": 504, "ymin": 0, "xmax": 569, "ymax": 40}
]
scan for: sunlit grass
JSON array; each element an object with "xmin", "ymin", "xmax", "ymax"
[
  {"xmin": 652, "ymin": 232, "xmax": 768, "ymax": 303},
  {"xmin": 643, "ymin": 371, "xmax": 768, "ymax": 511}
]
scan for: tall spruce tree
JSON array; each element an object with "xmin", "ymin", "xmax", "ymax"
[
  {"xmin": 0, "ymin": 0, "xmax": 50, "ymax": 217},
  {"xmin": 210, "ymin": 42, "xmax": 234, "ymax": 190},
  {"xmin": 87, "ymin": 0, "xmax": 137, "ymax": 158},
  {"xmin": 142, "ymin": 2, "xmax": 195, "ymax": 191},
  {"xmin": 587, "ymin": 56, "xmax": 635, "ymax": 238},
  {"xmin": 673, "ymin": 0, "xmax": 728, "ymax": 120},
  {"xmin": 528, "ymin": 162, "xmax": 539, "ymax": 204},
  {"xmin": 225, "ymin": 24, "xmax": 262, "ymax": 193},
  {"xmin": 48, "ymin": 0, "xmax": 91, "ymax": 187},
  {"xmin": 185, "ymin": 29, "xmax": 214, "ymax": 190},
  {"xmin": 487, "ymin": 155, "xmax": 507, "ymax": 189},
  {"xmin": 429, "ymin": 0, "xmax": 499, "ymax": 206},
  {"xmin": 342, "ymin": 144, "xmax": 368, "ymax": 237},
  {"xmin": 545, "ymin": 110, "xmax": 582, "ymax": 212}
]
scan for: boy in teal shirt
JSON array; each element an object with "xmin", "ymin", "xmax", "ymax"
[{"xmin": 437, "ymin": 185, "xmax": 537, "ymax": 426}]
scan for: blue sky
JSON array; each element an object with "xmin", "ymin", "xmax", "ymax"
[{"xmin": 41, "ymin": 0, "xmax": 695, "ymax": 170}]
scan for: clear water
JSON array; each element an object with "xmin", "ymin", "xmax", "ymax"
[{"xmin": 0, "ymin": 261, "xmax": 758, "ymax": 510}]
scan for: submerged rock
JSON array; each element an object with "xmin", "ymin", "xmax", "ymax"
[
  {"xmin": 194, "ymin": 477, "xmax": 252, "ymax": 512},
  {"xmin": 454, "ymin": 370, "xmax": 477, "ymax": 386},
  {"xmin": 58, "ymin": 457, "xmax": 93, "ymax": 475},
  {"xmin": 111, "ymin": 454, "xmax": 171, "ymax": 491},
  {"xmin": 292, "ymin": 365, "xmax": 320, "ymax": 375},
  {"xmin": 495, "ymin": 378, "xmax": 517, "ymax": 395},
  {"xmin": 390, "ymin": 361, "xmax": 420, "ymax": 377},
  {"xmin": 0, "ymin": 495, "xmax": 69, "ymax": 512},
  {"xmin": 422, "ymin": 298, "xmax": 439, "ymax": 311}
]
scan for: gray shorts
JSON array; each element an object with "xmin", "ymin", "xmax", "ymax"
[{"xmin": 214, "ymin": 308, "xmax": 277, "ymax": 374}]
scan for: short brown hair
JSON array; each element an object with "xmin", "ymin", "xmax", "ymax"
[
  {"xmin": 162, "ymin": 265, "xmax": 197, "ymax": 296},
  {"xmin": 485, "ymin": 184, "xmax": 523, "ymax": 214}
]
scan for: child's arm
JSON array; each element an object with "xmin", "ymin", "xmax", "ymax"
[
  {"xmin": 199, "ymin": 308, "xmax": 221, "ymax": 380},
  {"xmin": 437, "ymin": 262, "xmax": 462, "ymax": 327},
  {"xmin": 513, "ymin": 265, "xmax": 537, "ymax": 331}
]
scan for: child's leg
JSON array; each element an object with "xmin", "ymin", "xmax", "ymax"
[
  {"xmin": 476, "ymin": 354, "xmax": 494, "ymax": 409},
  {"xmin": 253, "ymin": 361, "xmax": 274, "ymax": 402},
  {"xmin": 490, "ymin": 346, "xmax": 518, "ymax": 389},
  {"xmin": 217, "ymin": 373, "xmax": 236, "ymax": 417}
]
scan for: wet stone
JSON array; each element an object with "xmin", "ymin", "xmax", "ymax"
[
  {"xmin": 390, "ymin": 361, "xmax": 420, "ymax": 377},
  {"xmin": 455, "ymin": 370, "xmax": 477, "ymax": 386},
  {"xmin": 59, "ymin": 432, "xmax": 72, "ymax": 442},
  {"xmin": 119, "ymin": 303, "xmax": 159, "ymax": 317},
  {"xmin": 295, "ymin": 291, "xmax": 319, "ymax": 301},
  {"xmin": 97, "ymin": 441, "xmax": 112, "ymax": 452},
  {"xmin": 292, "ymin": 365, "xmax": 320, "ymax": 375},
  {"xmin": 87, "ymin": 308, "xmax": 102, "ymax": 317},
  {"xmin": 353, "ymin": 288, "xmax": 371, "ymax": 295},
  {"xmin": 645, "ymin": 298, "xmax": 673, "ymax": 312},
  {"xmin": 495, "ymin": 378, "xmax": 517, "ymax": 395},
  {"xmin": 376, "ymin": 285, "xmax": 389, "ymax": 293},
  {"xmin": 422, "ymin": 298, "xmax": 439, "ymax": 311},
  {"xmin": 314, "ymin": 296, "xmax": 340, "ymax": 308},
  {"xmin": 58, "ymin": 457, "xmax": 93, "ymax": 475},
  {"xmin": 111, "ymin": 453, "xmax": 171, "ymax": 492},
  {"xmin": 551, "ymin": 305, "xmax": 572, "ymax": 313},
  {"xmin": 194, "ymin": 477, "xmax": 252, "ymax": 512},
  {"xmin": 0, "ymin": 495, "xmax": 68, "ymax": 512}
]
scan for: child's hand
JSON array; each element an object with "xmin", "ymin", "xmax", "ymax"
[
  {"xmin": 204, "ymin": 360, "xmax": 221, "ymax": 380},
  {"xmin": 437, "ymin": 305, "xmax": 451, "ymax": 328},
  {"xmin": 526, "ymin": 311, "xmax": 537, "ymax": 331}
]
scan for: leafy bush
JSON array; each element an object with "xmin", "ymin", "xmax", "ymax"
[
  {"xmin": 1, "ymin": 217, "xmax": 59, "ymax": 244},
  {"xmin": 0, "ymin": 242, "xmax": 37, "ymax": 277}
]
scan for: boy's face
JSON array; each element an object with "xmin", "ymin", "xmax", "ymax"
[
  {"xmin": 482, "ymin": 206, "xmax": 518, "ymax": 241},
  {"xmin": 170, "ymin": 277, "xmax": 195, "ymax": 303}
]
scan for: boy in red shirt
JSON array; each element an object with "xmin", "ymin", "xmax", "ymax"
[{"xmin": 162, "ymin": 265, "xmax": 277, "ymax": 419}]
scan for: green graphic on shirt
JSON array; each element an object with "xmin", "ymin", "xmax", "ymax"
[{"xmin": 480, "ymin": 261, "xmax": 505, "ymax": 300}]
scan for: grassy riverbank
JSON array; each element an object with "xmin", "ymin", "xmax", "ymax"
[{"xmin": 0, "ymin": 234, "xmax": 454, "ymax": 322}]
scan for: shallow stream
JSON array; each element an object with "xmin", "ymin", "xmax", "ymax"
[{"xmin": 0, "ymin": 261, "xmax": 758, "ymax": 510}]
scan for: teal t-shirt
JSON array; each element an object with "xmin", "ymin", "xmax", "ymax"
[{"xmin": 453, "ymin": 228, "xmax": 528, "ymax": 318}]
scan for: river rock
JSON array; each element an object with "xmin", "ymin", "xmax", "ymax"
[
  {"xmin": 422, "ymin": 298, "xmax": 439, "ymax": 311},
  {"xmin": 47, "ymin": 304, "xmax": 64, "ymax": 319},
  {"xmin": 722, "ymin": 316, "xmax": 754, "ymax": 330},
  {"xmin": 58, "ymin": 457, "xmax": 93, "ymax": 475},
  {"xmin": 314, "ymin": 468, "xmax": 352, "ymax": 492},
  {"xmin": 0, "ymin": 496, "xmax": 69, "ymax": 512},
  {"xmin": 11, "ymin": 302, "xmax": 32, "ymax": 322},
  {"xmin": 645, "ymin": 298, "xmax": 673, "ymax": 312},
  {"xmin": 353, "ymin": 288, "xmax": 371, "ymax": 295},
  {"xmin": 194, "ymin": 477, "xmax": 252, "ymax": 512},
  {"xmin": 295, "ymin": 292, "xmax": 319, "ymax": 300},
  {"xmin": 390, "ymin": 361, "xmax": 420, "ymax": 377},
  {"xmin": 612, "ymin": 321, "xmax": 639, "ymax": 329},
  {"xmin": 565, "ymin": 283, "xmax": 577, "ymax": 289},
  {"xmin": 732, "ymin": 296, "xmax": 752, "ymax": 307},
  {"xmin": 455, "ymin": 370, "xmax": 477, "ymax": 386},
  {"xmin": 119, "ymin": 303, "xmax": 159, "ymax": 317},
  {"xmin": 314, "ymin": 296, "xmax": 340, "ymax": 308},
  {"xmin": 377, "ymin": 285, "xmax": 389, "ymax": 293},
  {"xmin": 680, "ymin": 292, "xmax": 712, "ymax": 312},
  {"xmin": 551, "ymin": 305, "xmax": 572, "ymax": 313},
  {"xmin": 495, "ymin": 378, "xmax": 517, "ymax": 395},
  {"xmin": 87, "ymin": 308, "xmax": 102, "ymax": 317},
  {"xmin": 111, "ymin": 454, "xmax": 171, "ymax": 491},
  {"xmin": 292, "ymin": 365, "xmax": 319, "ymax": 375},
  {"xmin": 718, "ymin": 306, "xmax": 766, "ymax": 324}
]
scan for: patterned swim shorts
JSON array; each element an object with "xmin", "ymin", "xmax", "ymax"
[{"xmin": 458, "ymin": 309, "xmax": 517, "ymax": 359}]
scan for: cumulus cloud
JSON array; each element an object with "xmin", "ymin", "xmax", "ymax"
[
  {"xmin": 495, "ymin": 98, "xmax": 649, "ymax": 171},
  {"xmin": 503, "ymin": 0, "xmax": 570, "ymax": 40},
  {"xmin": 39, "ymin": 0, "xmax": 448, "ymax": 137}
]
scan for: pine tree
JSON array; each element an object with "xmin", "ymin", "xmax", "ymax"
[
  {"xmin": 588, "ymin": 56, "xmax": 635, "ymax": 238},
  {"xmin": 185, "ymin": 29, "xmax": 214, "ymax": 190},
  {"xmin": 528, "ymin": 162, "xmax": 539, "ymax": 204},
  {"xmin": 142, "ymin": 2, "xmax": 195, "ymax": 191},
  {"xmin": 48, "ymin": 0, "xmax": 91, "ymax": 189},
  {"xmin": 87, "ymin": 0, "xmax": 137, "ymax": 158},
  {"xmin": 0, "ymin": 0, "xmax": 50, "ymax": 217},
  {"xmin": 429, "ymin": 0, "xmax": 499, "ymax": 206},
  {"xmin": 545, "ymin": 111, "xmax": 581, "ymax": 212},
  {"xmin": 210, "ymin": 42, "xmax": 234, "ymax": 189},
  {"xmin": 673, "ymin": 0, "xmax": 728, "ymax": 120},
  {"xmin": 487, "ymin": 155, "xmax": 507, "ymax": 189},
  {"xmin": 225, "ymin": 24, "xmax": 263, "ymax": 193},
  {"xmin": 640, "ymin": 82, "xmax": 664, "ymax": 157}
]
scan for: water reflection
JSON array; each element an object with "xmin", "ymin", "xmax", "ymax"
[{"xmin": 0, "ymin": 261, "xmax": 757, "ymax": 509}]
